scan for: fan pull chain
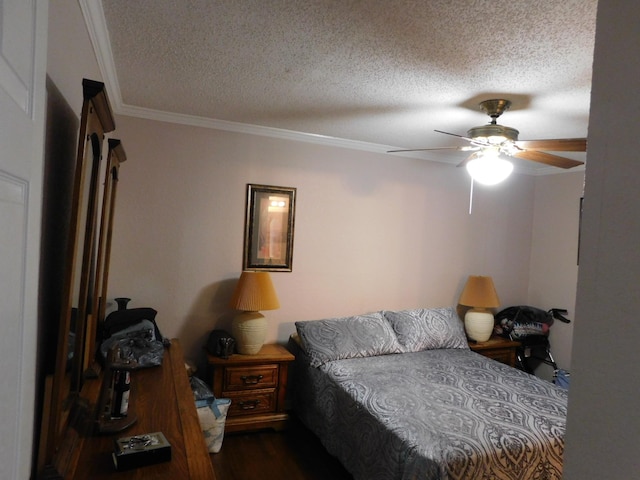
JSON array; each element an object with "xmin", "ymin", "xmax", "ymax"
[{"xmin": 469, "ymin": 178, "xmax": 474, "ymax": 214}]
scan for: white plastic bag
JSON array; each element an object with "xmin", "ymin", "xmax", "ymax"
[{"xmin": 196, "ymin": 397, "xmax": 231, "ymax": 453}]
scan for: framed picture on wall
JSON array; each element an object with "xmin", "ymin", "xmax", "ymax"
[{"xmin": 243, "ymin": 184, "xmax": 296, "ymax": 271}]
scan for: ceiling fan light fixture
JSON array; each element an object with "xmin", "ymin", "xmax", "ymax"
[
  {"xmin": 467, "ymin": 125, "xmax": 519, "ymax": 145},
  {"xmin": 392, "ymin": 98, "xmax": 585, "ymax": 171},
  {"xmin": 466, "ymin": 149, "xmax": 514, "ymax": 185}
]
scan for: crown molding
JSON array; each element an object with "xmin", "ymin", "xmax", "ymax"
[{"xmin": 117, "ymin": 102, "xmax": 405, "ymax": 154}]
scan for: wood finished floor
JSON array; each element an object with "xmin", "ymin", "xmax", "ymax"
[{"xmin": 210, "ymin": 417, "xmax": 353, "ymax": 480}]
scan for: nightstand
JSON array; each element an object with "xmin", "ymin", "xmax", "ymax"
[
  {"xmin": 468, "ymin": 336, "xmax": 520, "ymax": 367},
  {"xmin": 206, "ymin": 343, "xmax": 294, "ymax": 433}
]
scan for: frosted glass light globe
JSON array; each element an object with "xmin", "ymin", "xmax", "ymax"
[{"xmin": 466, "ymin": 151, "xmax": 514, "ymax": 185}]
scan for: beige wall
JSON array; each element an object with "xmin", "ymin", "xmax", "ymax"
[
  {"xmin": 529, "ymin": 171, "xmax": 583, "ymax": 377},
  {"xmin": 47, "ymin": 0, "xmax": 102, "ymax": 112},
  {"xmin": 107, "ymin": 115, "xmax": 538, "ymax": 363}
]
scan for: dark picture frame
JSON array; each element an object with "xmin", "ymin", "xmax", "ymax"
[{"xmin": 243, "ymin": 184, "xmax": 296, "ymax": 271}]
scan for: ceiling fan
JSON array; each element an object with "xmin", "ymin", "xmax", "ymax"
[{"xmin": 388, "ymin": 99, "xmax": 586, "ymax": 172}]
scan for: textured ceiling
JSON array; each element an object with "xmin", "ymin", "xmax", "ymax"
[{"xmin": 89, "ymin": 0, "xmax": 597, "ymax": 173}]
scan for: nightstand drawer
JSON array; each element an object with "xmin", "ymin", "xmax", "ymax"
[
  {"xmin": 226, "ymin": 390, "xmax": 276, "ymax": 416},
  {"xmin": 468, "ymin": 336, "xmax": 520, "ymax": 367},
  {"xmin": 225, "ymin": 365, "xmax": 279, "ymax": 391},
  {"xmin": 484, "ymin": 349, "xmax": 515, "ymax": 366}
]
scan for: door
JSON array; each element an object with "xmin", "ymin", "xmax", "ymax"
[{"xmin": 0, "ymin": 1, "xmax": 48, "ymax": 479}]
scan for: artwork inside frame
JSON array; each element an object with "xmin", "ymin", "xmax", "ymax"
[{"xmin": 243, "ymin": 184, "xmax": 296, "ymax": 272}]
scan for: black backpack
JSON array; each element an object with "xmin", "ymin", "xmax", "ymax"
[{"xmin": 494, "ymin": 306, "xmax": 570, "ymax": 338}]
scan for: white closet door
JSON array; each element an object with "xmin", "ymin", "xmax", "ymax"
[{"xmin": 0, "ymin": 1, "xmax": 48, "ymax": 479}]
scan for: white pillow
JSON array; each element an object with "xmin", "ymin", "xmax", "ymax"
[
  {"xmin": 295, "ymin": 311, "xmax": 402, "ymax": 367},
  {"xmin": 383, "ymin": 307, "xmax": 469, "ymax": 353}
]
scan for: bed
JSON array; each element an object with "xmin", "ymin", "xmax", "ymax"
[{"xmin": 290, "ymin": 307, "xmax": 567, "ymax": 480}]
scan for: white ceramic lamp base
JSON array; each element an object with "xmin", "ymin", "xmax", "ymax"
[
  {"xmin": 232, "ymin": 311, "xmax": 267, "ymax": 355},
  {"xmin": 464, "ymin": 309, "xmax": 494, "ymax": 342}
]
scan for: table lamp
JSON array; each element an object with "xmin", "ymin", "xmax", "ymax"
[
  {"xmin": 229, "ymin": 271, "xmax": 280, "ymax": 354},
  {"xmin": 458, "ymin": 275, "xmax": 500, "ymax": 342}
]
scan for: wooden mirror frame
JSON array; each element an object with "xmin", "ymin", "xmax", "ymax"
[
  {"xmin": 40, "ymin": 79, "xmax": 118, "ymax": 477},
  {"xmin": 85, "ymin": 138, "xmax": 127, "ymax": 373}
]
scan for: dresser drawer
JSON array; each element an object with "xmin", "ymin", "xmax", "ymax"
[
  {"xmin": 226, "ymin": 390, "xmax": 276, "ymax": 417},
  {"xmin": 224, "ymin": 364, "xmax": 279, "ymax": 391}
]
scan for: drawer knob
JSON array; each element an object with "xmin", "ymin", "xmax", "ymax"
[
  {"xmin": 241, "ymin": 374, "xmax": 263, "ymax": 385},
  {"xmin": 238, "ymin": 400, "xmax": 261, "ymax": 410}
]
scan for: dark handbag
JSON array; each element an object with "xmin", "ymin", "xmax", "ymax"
[
  {"xmin": 494, "ymin": 305, "xmax": 570, "ymax": 338},
  {"xmin": 206, "ymin": 330, "xmax": 235, "ymax": 359},
  {"xmin": 494, "ymin": 305, "xmax": 551, "ymax": 338},
  {"xmin": 99, "ymin": 307, "xmax": 168, "ymax": 368},
  {"xmin": 101, "ymin": 307, "xmax": 164, "ymax": 343}
]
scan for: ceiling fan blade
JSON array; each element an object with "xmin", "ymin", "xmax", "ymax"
[
  {"xmin": 434, "ymin": 129, "xmax": 476, "ymax": 142},
  {"xmin": 513, "ymin": 150, "xmax": 584, "ymax": 169},
  {"xmin": 516, "ymin": 138, "xmax": 587, "ymax": 152}
]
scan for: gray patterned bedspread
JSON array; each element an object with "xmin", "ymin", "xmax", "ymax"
[{"xmin": 292, "ymin": 344, "xmax": 567, "ymax": 480}]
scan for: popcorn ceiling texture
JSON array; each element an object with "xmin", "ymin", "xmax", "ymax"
[{"xmin": 99, "ymin": 0, "xmax": 596, "ymax": 166}]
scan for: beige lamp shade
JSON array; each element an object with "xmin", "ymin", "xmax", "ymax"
[
  {"xmin": 229, "ymin": 271, "xmax": 280, "ymax": 311},
  {"xmin": 229, "ymin": 271, "xmax": 280, "ymax": 355},
  {"xmin": 458, "ymin": 275, "xmax": 500, "ymax": 308},
  {"xmin": 459, "ymin": 275, "xmax": 500, "ymax": 342}
]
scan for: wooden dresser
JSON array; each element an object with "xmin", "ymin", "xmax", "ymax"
[
  {"xmin": 206, "ymin": 343, "xmax": 294, "ymax": 433},
  {"xmin": 54, "ymin": 339, "xmax": 216, "ymax": 479}
]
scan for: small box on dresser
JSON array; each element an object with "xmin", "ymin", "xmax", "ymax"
[{"xmin": 206, "ymin": 343, "xmax": 294, "ymax": 433}]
